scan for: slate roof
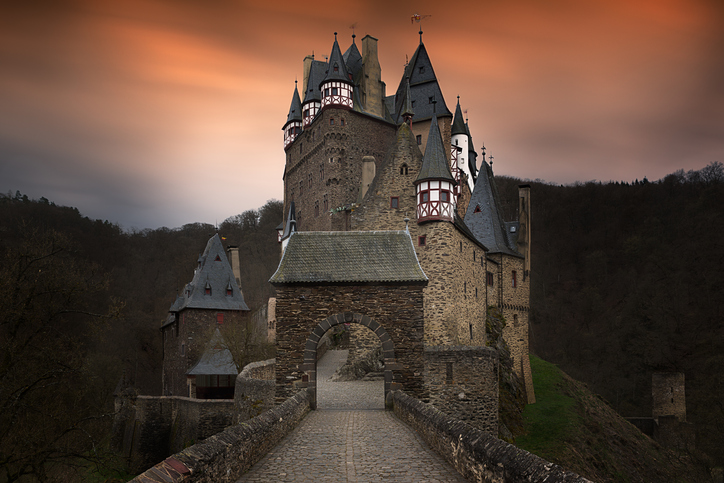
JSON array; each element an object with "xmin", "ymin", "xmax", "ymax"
[
  {"xmin": 390, "ymin": 41, "xmax": 452, "ymax": 124},
  {"xmin": 269, "ymin": 231, "xmax": 428, "ymax": 284},
  {"xmin": 415, "ymin": 113, "xmax": 456, "ymax": 183},
  {"xmin": 320, "ymin": 34, "xmax": 352, "ymax": 87},
  {"xmin": 464, "ymin": 162, "xmax": 522, "ymax": 257},
  {"xmin": 187, "ymin": 329, "xmax": 238, "ymax": 376},
  {"xmin": 343, "ymin": 38, "xmax": 363, "ymax": 81},
  {"xmin": 466, "ymin": 122, "xmax": 478, "ymax": 182},
  {"xmin": 451, "ymin": 98, "xmax": 467, "ymax": 135},
  {"xmin": 281, "ymin": 201, "xmax": 296, "ymax": 239},
  {"xmin": 284, "ymin": 83, "xmax": 302, "ymax": 128},
  {"xmin": 302, "ymin": 60, "xmax": 326, "ymax": 105},
  {"xmin": 166, "ymin": 234, "xmax": 250, "ymax": 317}
]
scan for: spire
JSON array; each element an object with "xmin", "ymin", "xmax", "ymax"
[
  {"xmin": 343, "ymin": 35, "xmax": 363, "ymax": 81},
  {"xmin": 303, "ymin": 61, "xmax": 324, "ymax": 104},
  {"xmin": 320, "ymin": 32, "xmax": 352, "ymax": 87},
  {"xmin": 451, "ymin": 96, "xmax": 467, "ymax": 135},
  {"xmin": 416, "ymin": 106, "xmax": 455, "ymax": 184},
  {"xmin": 284, "ymin": 81, "xmax": 303, "ymax": 126},
  {"xmin": 282, "ymin": 201, "xmax": 297, "ymax": 240},
  {"xmin": 419, "ymin": 29, "xmax": 423, "ymax": 44}
]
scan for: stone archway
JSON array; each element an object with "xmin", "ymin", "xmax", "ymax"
[{"xmin": 302, "ymin": 312, "xmax": 400, "ymax": 409}]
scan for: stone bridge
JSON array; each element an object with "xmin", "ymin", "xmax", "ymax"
[{"xmin": 129, "ymin": 350, "xmax": 590, "ymax": 483}]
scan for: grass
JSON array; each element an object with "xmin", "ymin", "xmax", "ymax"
[{"xmin": 515, "ymin": 355, "xmax": 579, "ymax": 460}]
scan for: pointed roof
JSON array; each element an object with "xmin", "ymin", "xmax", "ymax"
[
  {"xmin": 284, "ymin": 83, "xmax": 302, "ymax": 128},
  {"xmin": 187, "ymin": 329, "xmax": 238, "ymax": 375},
  {"xmin": 302, "ymin": 60, "xmax": 326, "ymax": 105},
  {"xmin": 401, "ymin": 76, "xmax": 414, "ymax": 120},
  {"xmin": 451, "ymin": 97, "xmax": 467, "ymax": 135},
  {"xmin": 282, "ymin": 201, "xmax": 296, "ymax": 239},
  {"xmin": 270, "ymin": 231, "xmax": 427, "ymax": 284},
  {"xmin": 165, "ymin": 234, "xmax": 250, "ymax": 318},
  {"xmin": 415, "ymin": 113, "xmax": 456, "ymax": 183},
  {"xmin": 320, "ymin": 33, "xmax": 352, "ymax": 87},
  {"xmin": 466, "ymin": 122, "xmax": 478, "ymax": 181},
  {"xmin": 343, "ymin": 36, "xmax": 363, "ymax": 81},
  {"xmin": 391, "ymin": 40, "xmax": 452, "ymax": 124},
  {"xmin": 464, "ymin": 162, "xmax": 522, "ymax": 257}
]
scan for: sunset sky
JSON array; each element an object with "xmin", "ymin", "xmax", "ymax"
[{"xmin": 1, "ymin": 0, "xmax": 722, "ymax": 230}]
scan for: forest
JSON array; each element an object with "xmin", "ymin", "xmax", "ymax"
[{"xmin": 1, "ymin": 161, "xmax": 722, "ymax": 480}]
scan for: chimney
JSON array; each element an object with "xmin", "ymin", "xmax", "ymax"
[
  {"xmin": 361, "ymin": 35, "xmax": 383, "ymax": 117},
  {"xmin": 517, "ymin": 185, "xmax": 531, "ymax": 278},
  {"xmin": 226, "ymin": 245, "xmax": 242, "ymax": 293},
  {"xmin": 302, "ymin": 55, "xmax": 314, "ymax": 97}
]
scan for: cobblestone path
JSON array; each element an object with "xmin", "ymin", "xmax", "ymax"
[{"xmin": 236, "ymin": 350, "xmax": 468, "ymax": 482}]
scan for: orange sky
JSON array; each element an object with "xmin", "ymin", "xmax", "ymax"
[{"xmin": 1, "ymin": 0, "xmax": 722, "ymax": 229}]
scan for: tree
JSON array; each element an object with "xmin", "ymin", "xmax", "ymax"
[{"xmin": 0, "ymin": 228, "xmax": 121, "ymax": 482}]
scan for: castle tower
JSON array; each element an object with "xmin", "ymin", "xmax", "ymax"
[
  {"xmin": 282, "ymin": 82, "xmax": 302, "ymax": 149},
  {"xmin": 320, "ymin": 33, "xmax": 353, "ymax": 110},
  {"xmin": 451, "ymin": 97, "xmax": 469, "ymax": 190},
  {"xmin": 415, "ymin": 109, "xmax": 456, "ymax": 223},
  {"xmin": 302, "ymin": 59, "xmax": 325, "ymax": 128}
]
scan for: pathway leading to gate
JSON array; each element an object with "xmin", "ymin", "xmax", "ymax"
[{"xmin": 236, "ymin": 350, "xmax": 468, "ymax": 482}]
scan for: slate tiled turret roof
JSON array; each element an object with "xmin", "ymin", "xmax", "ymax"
[
  {"xmin": 167, "ymin": 234, "xmax": 250, "ymax": 315},
  {"xmin": 466, "ymin": 122, "xmax": 478, "ymax": 181},
  {"xmin": 320, "ymin": 33, "xmax": 352, "ymax": 87},
  {"xmin": 343, "ymin": 36, "xmax": 363, "ymax": 81},
  {"xmin": 415, "ymin": 113, "xmax": 456, "ymax": 184},
  {"xmin": 390, "ymin": 40, "xmax": 452, "ymax": 124},
  {"xmin": 302, "ymin": 60, "xmax": 326, "ymax": 105},
  {"xmin": 451, "ymin": 98, "xmax": 467, "ymax": 136},
  {"xmin": 269, "ymin": 231, "xmax": 427, "ymax": 284},
  {"xmin": 464, "ymin": 162, "xmax": 522, "ymax": 257},
  {"xmin": 284, "ymin": 83, "xmax": 302, "ymax": 127},
  {"xmin": 187, "ymin": 329, "xmax": 238, "ymax": 375}
]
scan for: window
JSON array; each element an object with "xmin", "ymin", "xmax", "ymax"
[
  {"xmin": 303, "ymin": 108, "xmax": 310, "ymax": 118},
  {"xmin": 440, "ymin": 191, "xmax": 449, "ymax": 202},
  {"xmin": 512, "ymin": 270, "xmax": 517, "ymax": 288},
  {"xmin": 323, "ymin": 194, "xmax": 328, "ymax": 212},
  {"xmin": 330, "ymin": 118, "xmax": 335, "ymax": 125},
  {"xmin": 314, "ymin": 200, "xmax": 319, "ymax": 217},
  {"xmin": 464, "ymin": 281, "xmax": 467, "ymax": 294},
  {"xmin": 460, "ymin": 241, "xmax": 463, "ymax": 252},
  {"xmin": 411, "ymin": 100, "xmax": 415, "ymax": 108},
  {"xmin": 475, "ymin": 287, "xmax": 478, "ymax": 298},
  {"xmin": 421, "ymin": 191, "xmax": 429, "ymax": 203},
  {"xmin": 290, "ymin": 188, "xmax": 295, "ymax": 201},
  {"xmin": 416, "ymin": 135, "xmax": 422, "ymax": 145},
  {"xmin": 215, "ymin": 255, "xmax": 221, "ymax": 261},
  {"xmin": 205, "ymin": 283, "xmax": 211, "ymax": 296},
  {"xmin": 469, "ymin": 323, "xmax": 473, "ymax": 340},
  {"xmin": 390, "ymin": 197, "xmax": 399, "ymax": 209},
  {"xmin": 428, "ymin": 96, "xmax": 434, "ymax": 104},
  {"xmin": 308, "ymin": 173, "xmax": 312, "ymax": 188},
  {"xmin": 333, "ymin": 63, "xmax": 339, "ymax": 72},
  {"xmin": 418, "ymin": 235, "xmax": 426, "ymax": 246},
  {"xmin": 340, "ymin": 118, "xmax": 345, "ymax": 126},
  {"xmin": 473, "ymin": 251, "xmax": 476, "ymax": 262},
  {"xmin": 419, "ymin": 66, "xmax": 425, "ymax": 74},
  {"xmin": 324, "ymin": 88, "xmax": 330, "ymax": 96},
  {"xmin": 217, "ymin": 313, "xmax": 224, "ymax": 324},
  {"xmin": 320, "ymin": 164, "xmax": 324, "ymax": 180},
  {"xmin": 400, "ymin": 164, "xmax": 408, "ymax": 175},
  {"xmin": 226, "ymin": 287, "xmax": 232, "ymax": 296},
  {"xmin": 474, "ymin": 205, "xmax": 481, "ymax": 213},
  {"xmin": 332, "ymin": 87, "xmax": 338, "ymax": 95},
  {"xmin": 487, "ymin": 271, "xmax": 494, "ymax": 286}
]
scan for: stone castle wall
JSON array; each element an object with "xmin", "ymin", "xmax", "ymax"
[
  {"xmin": 423, "ymin": 346, "xmax": 499, "ymax": 434},
  {"xmin": 162, "ymin": 308, "xmax": 245, "ymax": 397},
  {"xmin": 652, "ymin": 372, "xmax": 686, "ymax": 422},
  {"xmin": 273, "ymin": 283, "xmax": 426, "ymax": 402},
  {"xmin": 283, "ymin": 107, "xmax": 396, "ymax": 231}
]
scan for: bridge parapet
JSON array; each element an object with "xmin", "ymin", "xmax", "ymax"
[
  {"xmin": 388, "ymin": 390, "xmax": 593, "ymax": 483},
  {"xmin": 234, "ymin": 358, "xmax": 276, "ymax": 421},
  {"xmin": 129, "ymin": 388, "xmax": 312, "ymax": 483}
]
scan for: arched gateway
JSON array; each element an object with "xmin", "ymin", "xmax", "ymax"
[{"xmin": 270, "ymin": 230, "xmax": 428, "ymax": 406}]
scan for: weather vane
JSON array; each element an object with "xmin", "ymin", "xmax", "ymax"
[{"xmin": 411, "ymin": 13, "xmax": 432, "ymax": 24}]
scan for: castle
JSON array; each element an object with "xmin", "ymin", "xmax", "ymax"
[{"xmin": 276, "ymin": 30, "xmax": 535, "ymax": 404}]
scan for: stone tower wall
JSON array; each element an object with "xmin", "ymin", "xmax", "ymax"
[{"xmin": 652, "ymin": 372, "xmax": 686, "ymax": 422}]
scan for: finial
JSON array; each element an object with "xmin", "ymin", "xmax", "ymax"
[
  {"xmin": 419, "ymin": 29, "xmax": 423, "ymax": 44},
  {"xmin": 334, "ymin": 32, "xmax": 338, "ymax": 40},
  {"xmin": 404, "ymin": 215, "xmax": 410, "ymax": 233},
  {"xmin": 352, "ymin": 33, "xmax": 356, "ymax": 42},
  {"xmin": 457, "ymin": 95, "xmax": 460, "ymax": 103},
  {"xmin": 489, "ymin": 152, "xmax": 494, "ymax": 169}
]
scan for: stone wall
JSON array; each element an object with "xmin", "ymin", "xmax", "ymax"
[
  {"xmin": 234, "ymin": 359, "xmax": 276, "ymax": 422},
  {"xmin": 113, "ymin": 395, "xmax": 235, "ymax": 474},
  {"xmin": 129, "ymin": 389, "xmax": 313, "ymax": 483},
  {"xmin": 273, "ymin": 283, "xmax": 426, "ymax": 403},
  {"xmin": 388, "ymin": 390, "xmax": 592, "ymax": 483},
  {"xmin": 283, "ymin": 106, "xmax": 396, "ymax": 232},
  {"xmin": 652, "ymin": 372, "xmax": 686, "ymax": 421},
  {"xmin": 424, "ymin": 346, "xmax": 499, "ymax": 434}
]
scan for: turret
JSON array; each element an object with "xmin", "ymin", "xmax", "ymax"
[
  {"xmin": 466, "ymin": 120, "xmax": 478, "ymax": 185},
  {"xmin": 283, "ymin": 82, "xmax": 303, "ymax": 149},
  {"xmin": 302, "ymin": 58, "xmax": 325, "ymax": 128},
  {"xmin": 451, "ymin": 97, "xmax": 476, "ymax": 192},
  {"xmin": 320, "ymin": 33, "xmax": 354, "ymax": 110},
  {"xmin": 415, "ymin": 106, "xmax": 457, "ymax": 223}
]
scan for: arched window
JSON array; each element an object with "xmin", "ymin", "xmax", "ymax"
[{"xmin": 400, "ymin": 164, "xmax": 408, "ymax": 175}]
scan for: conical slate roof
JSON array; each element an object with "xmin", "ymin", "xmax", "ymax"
[
  {"xmin": 303, "ymin": 60, "xmax": 326, "ymax": 105},
  {"xmin": 415, "ymin": 113, "xmax": 455, "ymax": 183},
  {"xmin": 343, "ymin": 37, "xmax": 363, "ymax": 81},
  {"xmin": 451, "ymin": 98, "xmax": 467, "ymax": 135},
  {"xmin": 391, "ymin": 41, "xmax": 451, "ymax": 124},
  {"xmin": 284, "ymin": 83, "xmax": 302, "ymax": 127},
  {"xmin": 466, "ymin": 122, "xmax": 478, "ymax": 181},
  {"xmin": 464, "ymin": 162, "xmax": 521, "ymax": 257},
  {"xmin": 167, "ymin": 234, "xmax": 250, "ymax": 315},
  {"xmin": 187, "ymin": 329, "xmax": 238, "ymax": 375},
  {"xmin": 320, "ymin": 33, "xmax": 352, "ymax": 87}
]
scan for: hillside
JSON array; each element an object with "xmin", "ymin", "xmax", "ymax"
[{"xmin": 517, "ymin": 356, "xmax": 710, "ymax": 482}]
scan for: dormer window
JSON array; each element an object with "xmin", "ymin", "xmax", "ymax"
[
  {"xmin": 419, "ymin": 66, "xmax": 425, "ymax": 74},
  {"xmin": 333, "ymin": 63, "xmax": 339, "ymax": 72},
  {"xmin": 428, "ymin": 96, "xmax": 434, "ymax": 104},
  {"xmin": 226, "ymin": 283, "xmax": 232, "ymax": 296},
  {"xmin": 215, "ymin": 255, "xmax": 221, "ymax": 261},
  {"xmin": 474, "ymin": 205, "xmax": 481, "ymax": 213}
]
